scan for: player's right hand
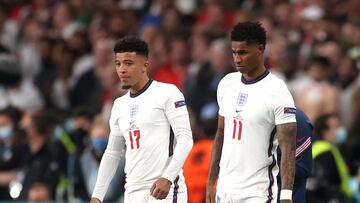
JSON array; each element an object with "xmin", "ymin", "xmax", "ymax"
[
  {"xmin": 89, "ymin": 197, "xmax": 101, "ymax": 203},
  {"xmin": 150, "ymin": 177, "xmax": 172, "ymax": 200},
  {"xmin": 206, "ymin": 183, "xmax": 216, "ymax": 203}
]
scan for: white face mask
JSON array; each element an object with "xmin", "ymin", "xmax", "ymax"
[
  {"xmin": 335, "ymin": 127, "xmax": 347, "ymax": 144},
  {"xmin": 0, "ymin": 127, "xmax": 12, "ymax": 140}
]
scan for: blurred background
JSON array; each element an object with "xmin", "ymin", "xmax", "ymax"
[{"xmin": 0, "ymin": 0, "xmax": 360, "ymax": 202}]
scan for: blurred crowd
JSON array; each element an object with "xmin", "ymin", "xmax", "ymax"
[{"xmin": 0, "ymin": 0, "xmax": 360, "ymax": 202}]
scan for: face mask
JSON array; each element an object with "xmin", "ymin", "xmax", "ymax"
[
  {"xmin": 336, "ymin": 127, "xmax": 347, "ymax": 144},
  {"xmin": 91, "ymin": 138, "xmax": 108, "ymax": 152},
  {"xmin": 52, "ymin": 126, "xmax": 64, "ymax": 140},
  {"xmin": 64, "ymin": 119, "xmax": 75, "ymax": 132},
  {"xmin": 0, "ymin": 127, "xmax": 12, "ymax": 139},
  {"xmin": 349, "ymin": 177, "xmax": 359, "ymax": 193}
]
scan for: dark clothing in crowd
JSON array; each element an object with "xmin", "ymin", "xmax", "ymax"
[{"xmin": 18, "ymin": 144, "xmax": 59, "ymax": 200}]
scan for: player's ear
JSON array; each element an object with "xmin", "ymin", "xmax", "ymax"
[
  {"xmin": 256, "ymin": 44, "xmax": 265, "ymax": 58},
  {"xmin": 143, "ymin": 60, "xmax": 149, "ymax": 72},
  {"xmin": 258, "ymin": 44, "xmax": 265, "ymax": 53}
]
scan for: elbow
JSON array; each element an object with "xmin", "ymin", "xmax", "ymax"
[
  {"xmin": 184, "ymin": 134, "xmax": 194, "ymax": 153},
  {"xmin": 189, "ymin": 138, "xmax": 194, "ymax": 151}
]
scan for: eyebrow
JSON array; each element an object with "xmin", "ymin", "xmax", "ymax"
[
  {"xmin": 232, "ymin": 50, "xmax": 248, "ymax": 54},
  {"xmin": 115, "ymin": 59, "xmax": 134, "ymax": 63}
]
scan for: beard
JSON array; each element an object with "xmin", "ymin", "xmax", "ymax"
[{"xmin": 122, "ymin": 85, "xmax": 131, "ymax": 90}]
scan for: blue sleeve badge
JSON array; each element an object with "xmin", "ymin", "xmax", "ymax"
[
  {"xmin": 174, "ymin": 100, "xmax": 186, "ymax": 108},
  {"xmin": 284, "ymin": 107, "xmax": 296, "ymax": 114}
]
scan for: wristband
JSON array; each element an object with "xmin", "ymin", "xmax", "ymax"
[{"xmin": 279, "ymin": 189, "xmax": 292, "ymax": 200}]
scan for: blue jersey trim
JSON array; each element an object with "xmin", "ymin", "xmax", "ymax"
[
  {"xmin": 130, "ymin": 79, "xmax": 153, "ymax": 98},
  {"xmin": 241, "ymin": 69, "xmax": 269, "ymax": 85}
]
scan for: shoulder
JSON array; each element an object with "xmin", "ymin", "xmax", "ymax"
[
  {"xmin": 113, "ymin": 92, "xmax": 129, "ymax": 105},
  {"xmin": 266, "ymin": 73, "xmax": 288, "ymax": 87},
  {"xmin": 153, "ymin": 80, "xmax": 177, "ymax": 89},
  {"xmin": 296, "ymin": 108, "xmax": 313, "ymax": 135},
  {"xmin": 111, "ymin": 93, "xmax": 129, "ymax": 112},
  {"xmin": 218, "ymin": 72, "xmax": 240, "ymax": 89},
  {"xmin": 152, "ymin": 80, "xmax": 183, "ymax": 95},
  {"xmin": 266, "ymin": 73, "xmax": 292, "ymax": 94}
]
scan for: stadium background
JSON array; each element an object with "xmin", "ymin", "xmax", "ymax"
[{"xmin": 0, "ymin": 0, "xmax": 360, "ymax": 202}]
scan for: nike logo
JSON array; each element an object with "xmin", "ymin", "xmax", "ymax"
[
  {"xmin": 235, "ymin": 109, "xmax": 243, "ymax": 113},
  {"xmin": 296, "ymin": 136, "xmax": 306, "ymax": 142},
  {"xmin": 130, "ymin": 121, "xmax": 135, "ymax": 125}
]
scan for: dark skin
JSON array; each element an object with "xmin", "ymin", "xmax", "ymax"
[
  {"xmin": 206, "ymin": 116, "xmax": 224, "ymax": 203},
  {"xmin": 89, "ymin": 52, "xmax": 172, "ymax": 203},
  {"xmin": 206, "ymin": 41, "xmax": 296, "ymax": 203}
]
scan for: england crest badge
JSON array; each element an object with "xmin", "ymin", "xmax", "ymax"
[
  {"xmin": 130, "ymin": 105, "xmax": 139, "ymax": 120},
  {"xmin": 237, "ymin": 93, "xmax": 248, "ymax": 107}
]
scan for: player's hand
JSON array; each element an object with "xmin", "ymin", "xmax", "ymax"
[
  {"xmin": 280, "ymin": 200, "xmax": 292, "ymax": 203},
  {"xmin": 150, "ymin": 177, "xmax": 172, "ymax": 200},
  {"xmin": 89, "ymin": 197, "xmax": 101, "ymax": 203},
  {"xmin": 206, "ymin": 182, "xmax": 216, "ymax": 203}
]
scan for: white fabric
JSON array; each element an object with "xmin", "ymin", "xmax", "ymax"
[
  {"xmin": 125, "ymin": 189, "xmax": 187, "ymax": 203},
  {"xmin": 216, "ymin": 72, "xmax": 296, "ymax": 200},
  {"xmin": 0, "ymin": 19, "xmax": 18, "ymax": 52},
  {"xmin": 216, "ymin": 191, "xmax": 275, "ymax": 203},
  {"xmin": 92, "ymin": 80, "xmax": 193, "ymax": 201},
  {"xmin": 0, "ymin": 80, "xmax": 44, "ymax": 112},
  {"xmin": 279, "ymin": 189, "xmax": 292, "ymax": 200}
]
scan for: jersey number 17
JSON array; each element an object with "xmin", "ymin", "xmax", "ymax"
[{"xmin": 129, "ymin": 130, "xmax": 141, "ymax": 149}]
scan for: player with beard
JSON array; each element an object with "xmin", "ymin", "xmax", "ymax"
[{"xmin": 90, "ymin": 36, "xmax": 193, "ymax": 203}]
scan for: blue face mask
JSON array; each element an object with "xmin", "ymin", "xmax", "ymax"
[
  {"xmin": 92, "ymin": 138, "xmax": 108, "ymax": 152},
  {"xmin": 336, "ymin": 127, "xmax": 347, "ymax": 144},
  {"xmin": 0, "ymin": 127, "xmax": 12, "ymax": 140},
  {"xmin": 64, "ymin": 119, "xmax": 75, "ymax": 132}
]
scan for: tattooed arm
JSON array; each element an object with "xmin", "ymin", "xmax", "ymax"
[
  {"xmin": 277, "ymin": 122, "xmax": 297, "ymax": 203},
  {"xmin": 206, "ymin": 116, "xmax": 225, "ymax": 203}
]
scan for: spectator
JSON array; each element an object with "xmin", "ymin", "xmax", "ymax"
[
  {"xmin": 27, "ymin": 182, "xmax": 53, "ymax": 203},
  {"xmin": 16, "ymin": 112, "xmax": 59, "ymax": 200},
  {"xmin": 296, "ymin": 55, "xmax": 339, "ymax": 122},
  {"xmin": 0, "ymin": 54, "xmax": 44, "ymax": 112},
  {"xmin": 0, "ymin": 106, "xmax": 26, "ymax": 200},
  {"xmin": 307, "ymin": 113, "xmax": 354, "ymax": 203},
  {"xmin": 71, "ymin": 116, "xmax": 125, "ymax": 202}
]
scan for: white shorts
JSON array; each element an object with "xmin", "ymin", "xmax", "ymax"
[
  {"xmin": 216, "ymin": 192, "xmax": 275, "ymax": 203},
  {"xmin": 124, "ymin": 189, "xmax": 187, "ymax": 203}
]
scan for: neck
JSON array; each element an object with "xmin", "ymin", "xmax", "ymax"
[
  {"xmin": 29, "ymin": 136, "xmax": 45, "ymax": 154},
  {"xmin": 242, "ymin": 65, "xmax": 267, "ymax": 81},
  {"xmin": 130, "ymin": 76, "xmax": 150, "ymax": 94}
]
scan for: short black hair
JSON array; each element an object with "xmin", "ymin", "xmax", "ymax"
[
  {"xmin": 0, "ymin": 106, "xmax": 22, "ymax": 125},
  {"xmin": 314, "ymin": 113, "xmax": 337, "ymax": 140},
  {"xmin": 31, "ymin": 112, "xmax": 57, "ymax": 137},
  {"xmin": 72, "ymin": 106, "xmax": 95, "ymax": 121},
  {"xmin": 310, "ymin": 55, "xmax": 331, "ymax": 68},
  {"xmin": 113, "ymin": 36, "xmax": 149, "ymax": 58},
  {"xmin": 230, "ymin": 21, "xmax": 267, "ymax": 45}
]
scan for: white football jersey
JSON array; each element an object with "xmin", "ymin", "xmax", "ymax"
[
  {"xmin": 216, "ymin": 70, "xmax": 296, "ymax": 201},
  {"xmin": 109, "ymin": 80, "xmax": 191, "ymax": 194}
]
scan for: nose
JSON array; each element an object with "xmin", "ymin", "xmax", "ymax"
[
  {"xmin": 234, "ymin": 54, "xmax": 243, "ymax": 63},
  {"xmin": 117, "ymin": 64, "xmax": 127, "ymax": 74}
]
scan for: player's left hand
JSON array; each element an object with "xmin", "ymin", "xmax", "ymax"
[{"xmin": 150, "ymin": 177, "xmax": 172, "ymax": 200}]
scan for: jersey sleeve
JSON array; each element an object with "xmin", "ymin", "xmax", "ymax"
[
  {"xmin": 164, "ymin": 85, "xmax": 189, "ymax": 119},
  {"xmin": 272, "ymin": 81, "xmax": 297, "ymax": 125},
  {"xmin": 92, "ymin": 99, "xmax": 126, "ymax": 202},
  {"xmin": 162, "ymin": 85, "xmax": 193, "ymax": 182},
  {"xmin": 217, "ymin": 77, "xmax": 225, "ymax": 116}
]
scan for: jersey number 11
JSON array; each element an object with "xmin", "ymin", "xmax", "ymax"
[{"xmin": 233, "ymin": 119, "xmax": 243, "ymax": 140}]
